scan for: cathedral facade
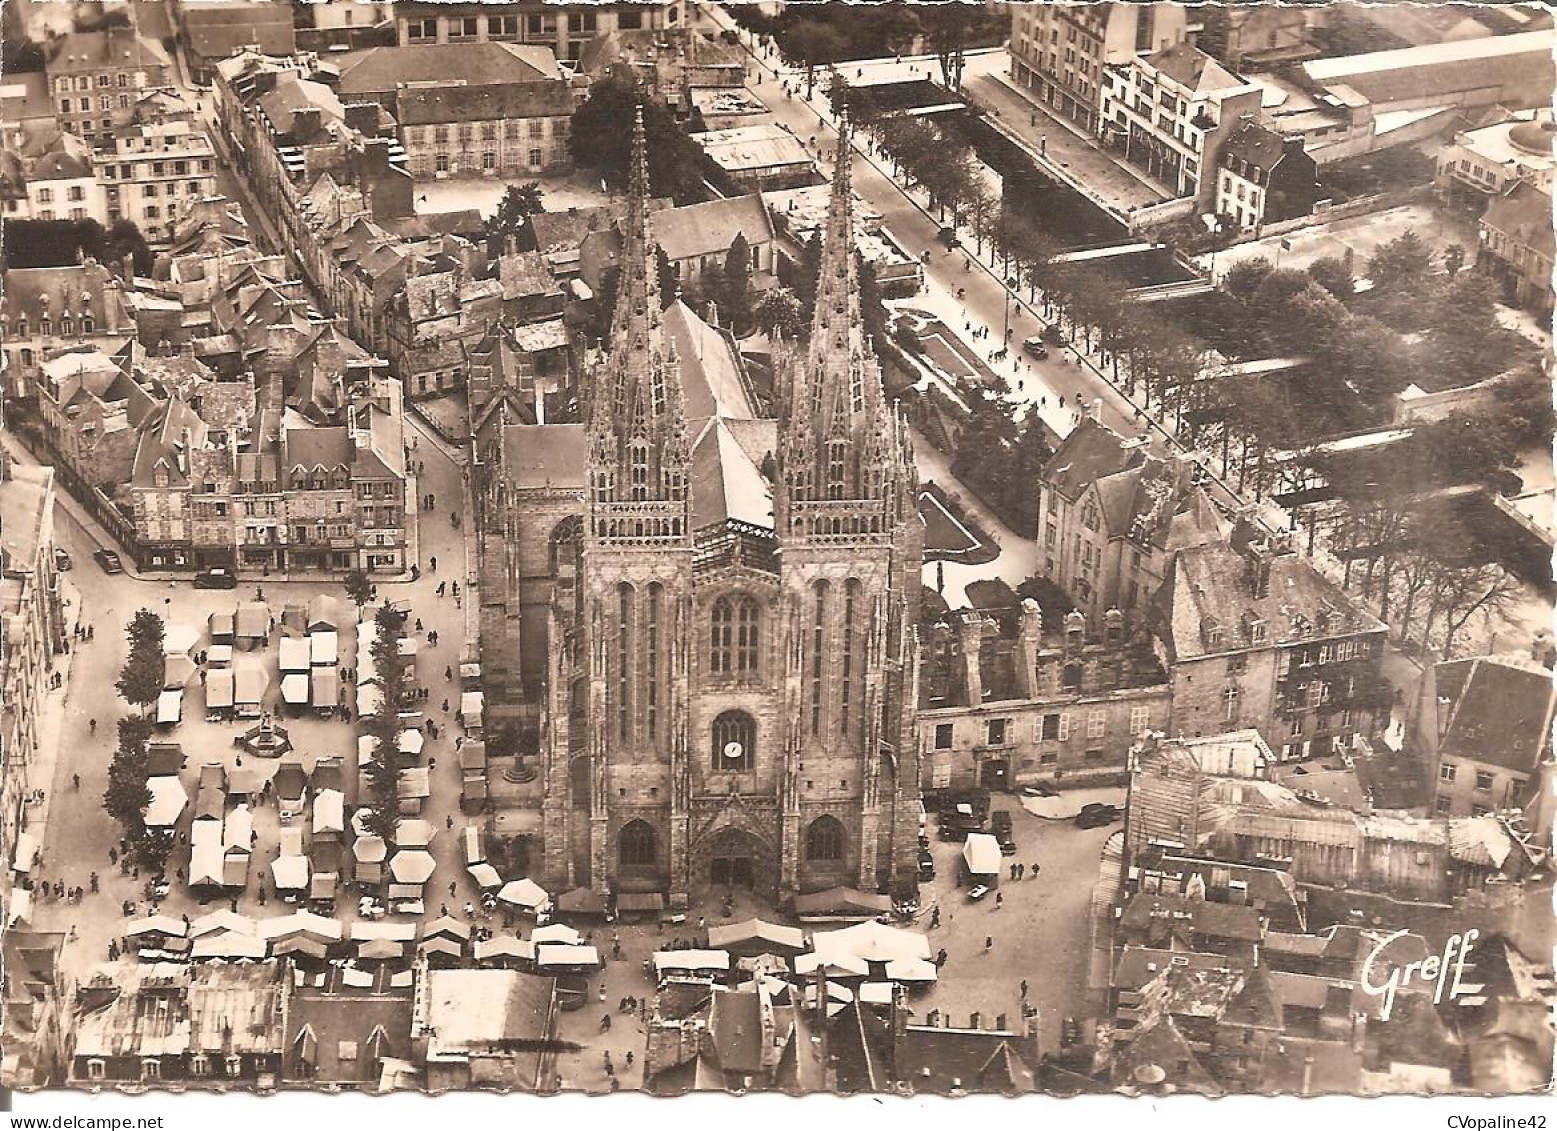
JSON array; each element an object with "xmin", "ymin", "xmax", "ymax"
[{"xmin": 534, "ymin": 115, "xmax": 924, "ymax": 907}]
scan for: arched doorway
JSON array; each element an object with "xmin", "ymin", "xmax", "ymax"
[{"xmin": 704, "ymin": 826, "xmax": 765, "ymax": 891}]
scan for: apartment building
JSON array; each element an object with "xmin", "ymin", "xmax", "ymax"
[
  {"xmin": 1100, "ymin": 43, "xmax": 1262, "ymax": 202},
  {"xmin": 1009, "ymin": 2, "xmax": 1186, "ymax": 134},
  {"xmin": 44, "ymin": 29, "xmax": 172, "ymax": 144},
  {"xmin": 395, "ymin": 1, "xmax": 684, "ymax": 63},
  {"xmin": 94, "ymin": 93, "xmax": 219, "ymax": 243}
]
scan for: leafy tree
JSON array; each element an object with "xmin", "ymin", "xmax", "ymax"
[
  {"xmin": 1491, "ymin": 364, "xmax": 1555, "ymax": 450},
  {"xmin": 2, "ymin": 36, "xmax": 44, "ymax": 73},
  {"xmin": 104, "ymin": 219, "xmax": 154, "ymax": 277},
  {"xmin": 344, "ymin": 570, "xmax": 374, "ymax": 616},
  {"xmin": 116, "ymin": 652, "xmax": 163, "ymax": 714},
  {"xmin": 360, "ymin": 602, "xmax": 410, "ymax": 842},
  {"xmin": 1223, "ymin": 258, "xmax": 1274, "ymax": 303},
  {"xmin": 1367, "ymin": 229, "xmax": 1433, "ymax": 290},
  {"xmin": 126, "ymin": 608, "xmax": 165, "ymax": 655},
  {"xmin": 482, "ymin": 182, "xmax": 545, "ymax": 255},
  {"xmin": 656, "ymin": 246, "xmax": 679, "ymax": 304},
  {"xmin": 104, "ymin": 716, "xmax": 153, "ymax": 844},
  {"xmin": 787, "ymin": 23, "xmax": 847, "ymax": 98},
  {"xmin": 856, "ymin": 253, "xmax": 889, "ymax": 348},
  {"xmin": 794, "ymin": 231, "xmax": 823, "ymax": 323},
  {"xmin": 723, "ymin": 233, "xmax": 753, "ymax": 332},
  {"xmin": 1442, "ymin": 243, "xmax": 1466, "ymax": 277},
  {"xmin": 569, "ymin": 72, "xmax": 705, "ymax": 202},
  {"xmin": 918, "ymin": 3, "xmax": 972, "ymax": 90},
  {"xmin": 755, "ymin": 287, "xmax": 803, "ymax": 340},
  {"xmin": 1307, "ymin": 257, "xmax": 1355, "ymax": 300}
]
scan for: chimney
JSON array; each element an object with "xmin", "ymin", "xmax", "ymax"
[
  {"xmin": 1103, "ymin": 607, "xmax": 1125, "ymax": 649},
  {"xmin": 1015, "ymin": 599, "xmax": 1042, "ymax": 698},
  {"xmin": 994, "ymin": 1012, "xmax": 1008, "ymax": 1031},
  {"xmin": 969, "ymin": 1011, "xmax": 981, "ymax": 1030},
  {"xmin": 343, "ymin": 102, "xmax": 379, "ymax": 137},
  {"xmin": 290, "ymin": 106, "xmax": 323, "ymax": 144},
  {"xmin": 361, "ymin": 137, "xmax": 393, "ymax": 175},
  {"xmin": 1063, "ymin": 610, "xmax": 1086, "ymax": 655},
  {"xmin": 956, "ymin": 611, "xmax": 985, "ymax": 706},
  {"xmin": 1025, "ymin": 1011, "xmax": 1042, "ymax": 1065}
]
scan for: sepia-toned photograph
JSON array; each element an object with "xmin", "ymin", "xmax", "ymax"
[{"xmin": 0, "ymin": 0, "xmax": 1552, "ymax": 1115}]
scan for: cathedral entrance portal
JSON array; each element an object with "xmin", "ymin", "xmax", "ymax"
[{"xmin": 698, "ymin": 826, "xmax": 771, "ymax": 898}]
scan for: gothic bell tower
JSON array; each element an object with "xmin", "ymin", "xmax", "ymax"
[
  {"xmin": 774, "ymin": 119, "xmax": 923, "ymax": 899},
  {"xmin": 574, "ymin": 108, "xmax": 695, "ymax": 898}
]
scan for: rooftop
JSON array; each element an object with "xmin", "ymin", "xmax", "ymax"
[
  {"xmin": 695, "ymin": 123, "xmax": 813, "ymax": 174},
  {"xmin": 1433, "ymin": 654, "xmax": 1557, "ymax": 775},
  {"xmin": 335, "ymin": 42, "xmax": 560, "ymax": 96}
]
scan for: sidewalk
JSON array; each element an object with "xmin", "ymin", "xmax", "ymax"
[
  {"xmin": 23, "ymin": 576, "xmax": 83, "ymax": 874},
  {"xmin": 960, "ymin": 53, "xmax": 1171, "ymax": 217}
]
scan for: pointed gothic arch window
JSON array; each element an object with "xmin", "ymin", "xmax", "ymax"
[
  {"xmin": 825, "ymin": 440, "xmax": 848, "ymax": 500},
  {"xmin": 710, "ymin": 596, "xmax": 760, "ymax": 676},
  {"xmin": 628, "ymin": 440, "xmax": 650, "ymax": 502},
  {"xmin": 809, "ymin": 580, "xmax": 828, "ymax": 736},
  {"xmin": 712, "ymin": 710, "xmax": 754, "ymax": 771},
  {"xmin": 645, "ymin": 583, "xmax": 662, "ymax": 738},
  {"xmin": 805, "ymin": 815, "xmax": 845, "ymax": 862},
  {"xmin": 617, "ymin": 583, "xmax": 634, "ymax": 742},
  {"xmin": 619, "ymin": 820, "xmax": 657, "ymax": 868},
  {"xmin": 839, "ymin": 579, "xmax": 860, "ymax": 737}
]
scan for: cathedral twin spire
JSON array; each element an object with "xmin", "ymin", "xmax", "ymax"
[{"xmin": 587, "ymin": 108, "xmax": 689, "ymax": 529}]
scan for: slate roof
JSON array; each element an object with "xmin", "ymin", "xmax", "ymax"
[
  {"xmin": 503, "ymin": 423, "xmax": 586, "ymax": 490},
  {"xmin": 650, "ymin": 194, "xmax": 774, "ymax": 264},
  {"xmin": 131, "ymin": 398, "xmax": 209, "ymax": 489},
  {"xmin": 1434, "ymin": 655, "xmax": 1557, "ymax": 775},
  {"xmin": 1118, "ymin": 892, "xmax": 1265, "ymax": 943},
  {"xmin": 1221, "ymin": 120, "xmax": 1289, "ymax": 172},
  {"xmin": 336, "ymin": 42, "xmax": 559, "ymax": 96},
  {"xmin": 1113, "ymin": 946, "xmax": 1245, "ymax": 992},
  {"xmin": 1042, "ymin": 416, "xmax": 1141, "ymax": 501},
  {"xmin": 1155, "ymin": 535, "xmax": 1384, "ymax": 662},
  {"xmin": 1483, "ymin": 181, "xmax": 1555, "ymax": 259},
  {"xmin": 182, "ymin": 3, "xmax": 296, "ymax": 63},
  {"xmin": 1144, "ymin": 42, "xmax": 1247, "ymax": 95},
  {"xmin": 258, "ymin": 77, "xmax": 344, "ymax": 137},
  {"xmin": 285, "ymin": 977, "xmax": 411, "ymax": 1084},
  {"xmin": 46, "ymin": 29, "xmax": 170, "ymax": 73},
  {"xmin": 394, "ymin": 81, "xmax": 574, "ymax": 127},
  {"xmin": 895, "ymin": 1025, "xmax": 1038, "ymax": 1094}
]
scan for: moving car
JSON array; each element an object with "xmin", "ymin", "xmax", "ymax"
[
  {"xmin": 1020, "ymin": 782, "xmax": 1058, "ymax": 798},
  {"xmin": 1075, "ymin": 802, "xmax": 1121, "ymax": 829},
  {"xmin": 967, "ymin": 884, "xmax": 991, "ymax": 902},
  {"xmin": 93, "ymin": 549, "xmax": 123, "ymax": 575},
  {"xmin": 1021, "ymin": 335, "xmax": 1049, "ymax": 360},
  {"xmin": 193, "ymin": 567, "xmax": 238, "ymax": 590},
  {"xmin": 936, "ymin": 226, "xmax": 961, "ymax": 250},
  {"xmin": 53, "ymin": 547, "xmax": 72, "ymax": 571}
]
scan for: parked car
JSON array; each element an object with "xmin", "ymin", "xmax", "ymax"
[
  {"xmin": 991, "ymin": 810, "xmax": 1017, "ymax": 855},
  {"xmin": 967, "ymin": 884, "xmax": 991, "ymax": 902},
  {"xmin": 93, "ymin": 549, "xmax": 123, "ymax": 575},
  {"xmin": 1075, "ymin": 803, "xmax": 1121, "ymax": 829},
  {"xmin": 936, "ymin": 226, "xmax": 961, "ymax": 250},
  {"xmin": 1021, "ymin": 336, "xmax": 1049, "ymax": 360},
  {"xmin": 1020, "ymin": 783, "xmax": 1058, "ymax": 798},
  {"xmin": 53, "ymin": 547, "xmax": 72, "ymax": 571},
  {"xmin": 1041, "ymin": 323, "xmax": 1065, "ymax": 346},
  {"xmin": 193, "ymin": 567, "xmax": 238, "ymax": 590},
  {"xmin": 918, "ymin": 849, "xmax": 936, "ymax": 881}
]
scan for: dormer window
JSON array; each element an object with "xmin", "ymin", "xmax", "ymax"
[
  {"xmin": 39, "ymin": 318, "xmax": 52, "ymax": 337},
  {"xmin": 1082, "ymin": 500, "xmax": 1100, "ymax": 531}
]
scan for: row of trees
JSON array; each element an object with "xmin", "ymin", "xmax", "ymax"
[
  {"xmin": 105, "ymin": 609, "xmax": 173, "ymax": 872},
  {"xmin": 359, "ymin": 602, "xmax": 411, "ymax": 842}
]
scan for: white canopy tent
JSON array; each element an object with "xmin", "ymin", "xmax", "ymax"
[{"xmin": 144, "ymin": 776, "xmax": 188, "ymax": 828}]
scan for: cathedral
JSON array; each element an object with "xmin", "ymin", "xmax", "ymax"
[{"xmin": 509, "ymin": 113, "xmax": 924, "ymax": 908}]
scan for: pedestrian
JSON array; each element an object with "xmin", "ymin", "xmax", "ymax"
[
  {"xmin": 436, "ymin": 581, "xmax": 446, "ymax": 597},
  {"xmin": 598, "ymin": 982, "xmax": 607, "ymax": 1003},
  {"xmin": 415, "ymin": 618, "xmax": 424, "ymax": 634},
  {"xmin": 73, "ymin": 773, "xmax": 81, "ymax": 791},
  {"xmin": 1030, "ymin": 863, "xmax": 1040, "ymax": 878},
  {"xmin": 1016, "ymin": 863, "xmax": 1025, "ymax": 880},
  {"xmin": 625, "ymin": 1051, "xmax": 634, "ymax": 1068},
  {"xmin": 89, "ymin": 718, "xmax": 96, "ymax": 735},
  {"xmin": 428, "ymin": 757, "xmax": 436, "ymax": 771},
  {"xmin": 446, "ymin": 815, "xmax": 454, "ymax": 830},
  {"xmin": 984, "ymin": 936, "xmax": 993, "ymax": 952},
  {"xmin": 1020, "ymin": 979, "xmax": 1029, "ymax": 1000},
  {"xmin": 930, "ymin": 907, "xmax": 941, "ymax": 929},
  {"xmin": 430, "ymin": 556, "xmax": 438, "ymax": 573},
  {"xmin": 450, "ymin": 881, "xmax": 457, "ymax": 897},
  {"xmin": 430, "ymin": 630, "xmax": 438, "ymax": 646},
  {"xmin": 109, "ymin": 847, "xmax": 118, "ymax": 866},
  {"xmin": 441, "ymin": 698, "xmax": 449, "ymax": 713},
  {"xmin": 90, "ymin": 871, "xmax": 99, "ymax": 893},
  {"xmin": 1009, "ymin": 862, "xmax": 1017, "ymax": 881},
  {"xmin": 995, "ymin": 892, "xmax": 1003, "ymax": 909},
  {"xmin": 445, "ymin": 666, "xmax": 453, "ymax": 682},
  {"xmin": 451, "ymin": 582, "xmax": 459, "ymax": 598}
]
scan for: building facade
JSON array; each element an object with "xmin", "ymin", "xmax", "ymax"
[
  {"xmin": 0, "ymin": 455, "xmax": 64, "ymax": 879},
  {"xmin": 1008, "ymin": 2, "xmax": 1187, "ymax": 133},
  {"xmin": 917, "ymin": 603, "xmax": 1171, "ymax": 791},
  {"xmin": 94, "ymin": 94, "xmax": 220, "ymax": 243},
  {"xmin": 1100, "ymin": 43, "xmax": 1263, "ymax": 202},
  {"xmin": 537, "ymin": 118, "xmax": 922, "ymax": 907},
  {"xmin": 1213, "ymin": 122, "xmax": 1320, "ymax": 230},
  {"xmin": 1477, "ymin": 181, "xmax": 1555, "ymax": 314},
  {"xmin": 44, "ymin": 30, "xmax": 173, "ymax": 144},
  {"xmin": 395, "ymin": 1, "xmax": 684, "ymax": 61}
]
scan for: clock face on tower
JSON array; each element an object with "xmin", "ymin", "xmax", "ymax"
[{"xmin": 723, "ymin": 742, "xmax": 745, "ymax": 762}]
